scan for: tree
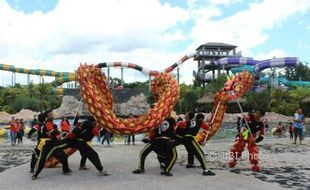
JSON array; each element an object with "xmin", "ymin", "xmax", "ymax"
[
  {"xmin": 268, "ymin": 87, "xmax": 310, "ymax": 116},
  {"xmin": 175, "ymin": 84, "xmax": 205, "ymax": 114},
  {"xmin": 244, "ymin": 90, "xmax": 271, "ymax": 112},
  {"xmin": 27, "ymin": 83, "xmax": 37, "ymax": 98},
  {"xmin": 285, "ymin": 62, "xmax": 310, "ymax": 81},
  {"xmin": 0, "ymin": 83, "xmax": 61, "ymax": 113},
  {"xmin": 11, "ymin": 96, "xmax": 41, "ymax": 112},
  {"xmin": 124, "ymin": 81, "xmax": 149, "ymax": 89},
  {"xmin": 205, "ymin": 74, "xmax": 227, "ymax": 94},
  {"xmin": 289, "ymin": 86, "xmax": 310, "ymax": 100}
]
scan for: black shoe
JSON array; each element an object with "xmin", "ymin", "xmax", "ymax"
[
  {"xmin": 98, "ymin": 170, "xmax": 110, "ymax": 176},
  {"xmin": 29, "ymin": 169, "xmax": 34, "ymax": 173},
  {"xmin": 202, "ymin": 170, "xmax": 216, "ymax": 176},
  {"xmin": 63, "ymin": 169, "xmax": 72, "ymax": 175},
  {"xmin": 132, "ymin": 169, "xmax": 144, "ymax": 174},
  {"xmin": 79, "ymin": 166, "xmax": 89, "ymax": 170},
  {"xmin": 186, "ymin": 164, "xmax": 195, "ymax": 168},
  {"xmin": 161, "ymin": 171, "xmax": 173, "ymax": 176},
  {"xmin": 31, "ymin": 175, "xmax": 37, "ymax": 180}
]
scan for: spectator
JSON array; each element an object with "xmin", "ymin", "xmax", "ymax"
[
  {"xmin": 100, "ymin": 128, "xmax": 111, "ymax": 146},
  {"xmin": 288, "ymin": 122, "xmax": 294, "ymax": 140},
  {"xmin": 274, "ymin": 122, "xmax": 285, "ymax": 137},
  {"xmin": 293, "ymin": 108, "xmax": 303, "ymax": 144},
  {"xmin": 124, "ymin": 135, "xmax": 129, "ymax": 145},
  {"xmin": 127, "ymin": 135, "xmax": 135, "ymax": 145},
  {"xmin": 300, "ymin": 109, "xmax": 305, "ymax": 141},
  {"xmin": 126, "ymin": 114, "xmax": 137, "ymax": 145},
  {"xmin": 17, "ymin": 119, "xmax": 25, "ymax": 144},
  {"xmin": 9, "ymin": 117, "xmax": 18, "ymax": 146}
]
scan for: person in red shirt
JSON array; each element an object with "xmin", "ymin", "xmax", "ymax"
[
  {"xmin": 16, "ymin": 119, "xmax": 25, "ymax": 144},
  {"xmin": 60, "ymin": 116, "xmax": 70, "ymax": 137},
  {"xmin": 288, "ymin": 122, "xmax": 294, "ymax": 140},
  {"xmin": 9, "ymin": 117, "xmax": 18, "ymax": 146},
  {"xmin": 228, "ymin": 110, "xmax": 265, "ymax": 172}
]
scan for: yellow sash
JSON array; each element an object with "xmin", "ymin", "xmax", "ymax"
[
  {"xmin": 37, "ymin": 138, "xmax": 51, "ymax": 151},
  {"xmin": 242, "ymin": 129, "xmax": 249, "ymax": 140}
]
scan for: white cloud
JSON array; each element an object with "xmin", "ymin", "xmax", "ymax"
[
  {"xmin": 207, "ymin": 0, "xmax": 243, "ymax": 6},
  {"xmin": 0, "ymin": 0, "xmax": 310, "ymax": 86},
  {"xmin": 253, "ymin": 49, "xmax": 287, "ymax": 60},
  {"xmin": 180, "ymin": 0, "xmax": 310, "ymax": 83},
  {"xmin": 297, "ymin": 42, "xmax": 310, "ymax": 49},
  {"xmin": 189, "ymin": 0, "xmax": 310, "ymax": 55},
  {"xmin": 0, "ymin": 0, "xmax": 192, "ymax": 85}
]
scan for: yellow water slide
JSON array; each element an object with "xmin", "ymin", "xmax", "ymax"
[{"xmin": 0, "ymin": 63, "xmax": 76, "ymax": 94}]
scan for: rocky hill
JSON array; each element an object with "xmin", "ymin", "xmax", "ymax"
[{"xmin": 0, "ymin": 95, "xmax": 308, "ymax": 124}]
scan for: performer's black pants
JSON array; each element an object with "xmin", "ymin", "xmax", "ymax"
[
  {"xmin": 33, "ymin": 140, "xmax": 70, "ymax": 177},
  {"xmin": 137, "ymin": 139, "xmax": 177, "ymax": 172}
]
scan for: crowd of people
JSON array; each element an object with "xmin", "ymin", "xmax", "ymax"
[
  {"xmin": 27, "ymin": 110, "xmax": 110, "ymax": 180},
  {"xmin": 236, "ymin": 108, "xmax": 306, "ymax": 144},
  {"xmin": 132, "ymin": 110, "xmax": 216, "ymax": 176},
  {"xmin": 271, "ymin": 108, "xmax": 305, "ymax": 144},
  {"xmin": 8, "ymin": 117, "xmax": 25, "ymax": 146},
  {"xmin": 21, "ymin": 108, "xmax": 221, "ymax": 180},
  {"xmin": 3, "ymin": 105, "xmax": 306, "ymax": 180}
]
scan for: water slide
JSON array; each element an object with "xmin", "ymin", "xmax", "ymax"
[
  {"xmin": 46, "ymin": 56, "xmax": 255, "ymax": 167},
  {"xmin": 259, "ymin": 76, "xmax": 310, "ymax": 87},
  {"xmin": 0, "ymin": 56, "xmax": 299, "ymax": 94},
  {"xmin": 0, "ymin": 63, "xmax": 76, "ymax": 94},
  {"xmin": 217, "ymin": 57, "xmax": 298, "ymax": 76},
  {"xmin": 194, "ymin": 57, "xmax": 298, "ymax": 81},
  {"xmin": 225, "ymin": 57, "xmax": 310, "ymax": 87}
]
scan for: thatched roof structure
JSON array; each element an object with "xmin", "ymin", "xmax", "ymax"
[
  {"xmin": 228, "ymin": 97, "xmax": 246, "ymax": 103},
  {"xmin": 197, "ymin": 93, "xmax": 246, "ymax": 104},
  {"xmin": 301, "ymin": 95, "xmax": 310, "ymax": 103},
  {"xmin": 196, "ymin": 94, "xmax": 214, "ymax": 104}
]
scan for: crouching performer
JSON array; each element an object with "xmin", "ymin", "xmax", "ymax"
[
  {"xmin": 65, "ymin": 116, "xmax": 110, "ymax": 176},
  {"xmin": 31, "ymin": 110, "xmax": 71, "ymax": 180},
  {"xmin": 132, "ymin": 116, "xmax": 177, "ymax": 176},
  {"xmin": 165, "ymin": 112, "xmax": 215, "ymax": 176}
]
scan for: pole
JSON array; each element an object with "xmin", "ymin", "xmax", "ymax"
[
  {"xmin": 107, "ymin": 67, "xmax": 110, "ymax": 87},
  {"xmin": 72, "ymin": 98, "xmax": 83, "ymax": 126},
  {"xmin": 177, "ymin": 67, "xmax": 180, "ymax": 84},
  {"xmin": 210, "ymin": 102, "xmax": 221, "ymax": 124},
  {"xmin": 203, "ymin": 101, "xmax": 221, "ymax": 144},
  {"xmin": 11, "ymin": 72, "xmax": 13, "ymax": 86},
  {"xmin": 149, "ymin": 74, "xmax": 151, "ymax": 92},
  {"xmin": 121, "ymin": 67, "xmax": 124, "ymax": 86},
  {"xmin": 236, "ymin": 99, "xmax": 254, "ymax": 138},
  {"xmin": 27, "ymin": 74, "xmax": 30, "ymax": 85},
  {"xmin": 74, "ymin": 70, "xmax": 77, "ymax": 89}
]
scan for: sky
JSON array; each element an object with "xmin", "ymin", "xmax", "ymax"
[{"xmin": 0, "ymin": 0, "xmax": 310, "ymax": 86}]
